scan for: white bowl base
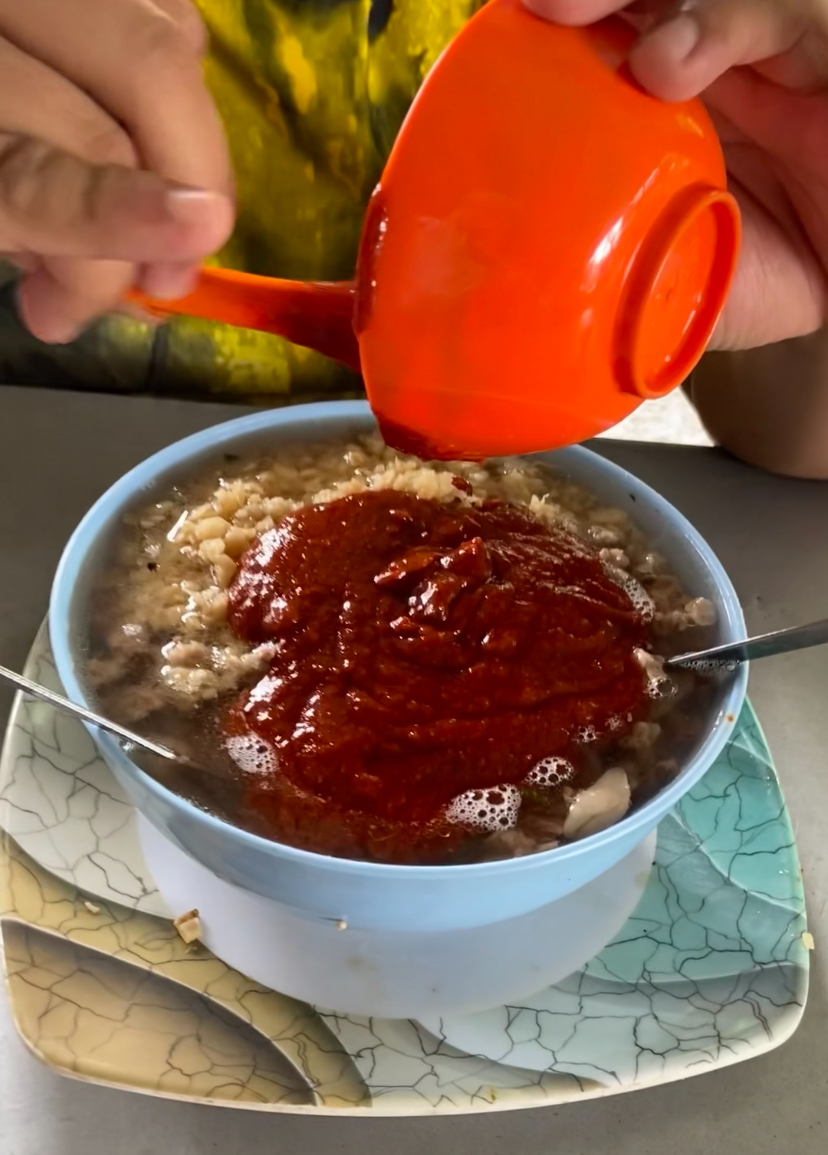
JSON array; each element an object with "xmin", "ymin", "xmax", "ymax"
[{"xmin": 139, "ymin": 817, "xmax": 656, "ymax": 1019}]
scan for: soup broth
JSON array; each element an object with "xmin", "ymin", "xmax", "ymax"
[{"xmin": 83, "ymin": 435, "xmax": 720, "ymax": 865}]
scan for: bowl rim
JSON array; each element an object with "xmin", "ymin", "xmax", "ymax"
[{"xmin": 49, "ymin": 399, "xmax": 748, "ymax": 879}]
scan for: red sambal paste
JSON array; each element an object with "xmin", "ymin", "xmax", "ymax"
[{"xmin": 224, "ymin": 489, "xmax": 652, "ymax": 862}]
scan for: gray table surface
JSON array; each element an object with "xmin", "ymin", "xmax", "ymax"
[{"xmin": 0, "ymin": 384, "xmax": 825, "ymax": 1154}]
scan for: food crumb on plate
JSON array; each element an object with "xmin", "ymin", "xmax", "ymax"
[
  {"xmin": 82, "ymin": 900, "xmax": 101, "ymax": 915},
  {"xmin": 173, "ymin": 908, "xmax": 202, "ymax": 944},
  {"xmin": 802, "ymin": 931, "xmax": 815, "ymax": 951}
]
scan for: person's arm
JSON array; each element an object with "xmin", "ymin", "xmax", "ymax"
[{"xmin": 689, "ymin": 333, "xmax": 828, "ymax": 479}]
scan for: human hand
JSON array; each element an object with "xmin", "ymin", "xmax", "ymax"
[
  {"xmin": 0, "ymin": 0, "xmax": 233, "ymax": 343},
  {"xmin": 524, "ymin": 0, "xmax": 828, "ymax": 352}
]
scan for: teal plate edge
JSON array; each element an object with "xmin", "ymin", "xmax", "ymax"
[{"xmin": 412, "ymin": 701, "xmax": 809, "ymax": 1092}]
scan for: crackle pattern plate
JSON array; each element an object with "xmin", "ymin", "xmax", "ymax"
[{"xmin": 0, "ymin": 626, "xmax": 810, "ymax": 1115}]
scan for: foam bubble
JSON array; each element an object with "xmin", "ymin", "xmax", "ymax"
[
  {"xmin": 526, "ymin": 757, "xmax": 574, "ymax": 788},
  {"xmin": 634, "ymin": 647, "xmax": 673, "ymax": 698},
  {"xmin": 225, "ymin": 734, "xmax": 279, "ymax": 776},
  {"xmin": 604, "ymin": 566, "xmax": 654, "ymax": 621},
  {"xmin": 574, "ymin": 725, "xmax": 599, "ymax": 744},
  {"xmin": 646, "ymin": 677, "xmax": 676, "ymax": 700},
  {"xmin": 445, "ymin": 784, "xmax": 521, "ymax": 832}
]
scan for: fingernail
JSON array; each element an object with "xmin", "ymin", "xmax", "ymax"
[
  {"xmin": 653, "ymin": 13, "xmax": 701, "ymax": 63},
  {"xmin": 165, "ymin": 187, "xmax": 226, "ymax": 226}
]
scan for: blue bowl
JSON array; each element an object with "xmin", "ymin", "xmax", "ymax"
[{"xmin": 50, "ymin": 402, "xmax": 747, "ymax": 932}]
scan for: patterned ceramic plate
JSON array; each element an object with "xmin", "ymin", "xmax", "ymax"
[{"xmin": 0, "ymin": 626, "xmax": 810, "ymax": 1115}]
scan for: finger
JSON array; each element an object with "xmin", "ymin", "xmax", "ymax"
[
  {"xmin": 0, "ymin": 135, "xmax": 233, "ymax": 260},
  {"xmin": 0, "ymin": 31, "xmax": 145, "ymax": 340},
  {"xmin": 138, "ymin": 260, "xmax": 200, "ymax": 299},
  {"xmin": 151, "ymin": 0, "xmax": 208, "ymax": 56},
  {"xmin": 629, "ymin": 0, "xmax": 810, "ymax": 102},
  {"xmin": 2, "ymin": 0, "xmax": 232, "ymax": 315},
  {"xmin": 0, "ymin": 4, "xmax": 216, "ymax": 341},
  {"xmin": 521, "ymin": 0, "xmax": 631, "ymax": 24},
  {"xmin": 140, "ymin": 4, "xmax": 223, "ymax": 301},
  {"xmin": 0, "ymin": 33, "xmax": 136, "ymax": 167},
  {"xmin": 17, "ymin": 256, "xmax": 134, "ymax": 343},
  {"xmin": 0, "ymin": 0, "xmax": 231, "ymax": 193}
]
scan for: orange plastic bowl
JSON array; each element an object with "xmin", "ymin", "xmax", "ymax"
[{"xmin": 356, "ymin": 0, "xmax": 740, "ymax": 459}]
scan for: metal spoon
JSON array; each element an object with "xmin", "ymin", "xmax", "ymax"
[
  {"xmin": 0, "ymin": 662, "xmax": 183, "ymax": 764},
  {"xmin": 666, "ymin": 618, "xmax": 828, "ymax": 672}
]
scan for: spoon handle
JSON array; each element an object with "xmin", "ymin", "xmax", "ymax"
[
  {"xmin": 126, "ymin": 268, "xmax": 361, "ymax": 372},
  {"xmin": 0, "ymin": 662, "xmax": 179, "ymax": 763},
  {"xmin": 666, "ymin": 618, "xmax": 828, "ymax": 670}
]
